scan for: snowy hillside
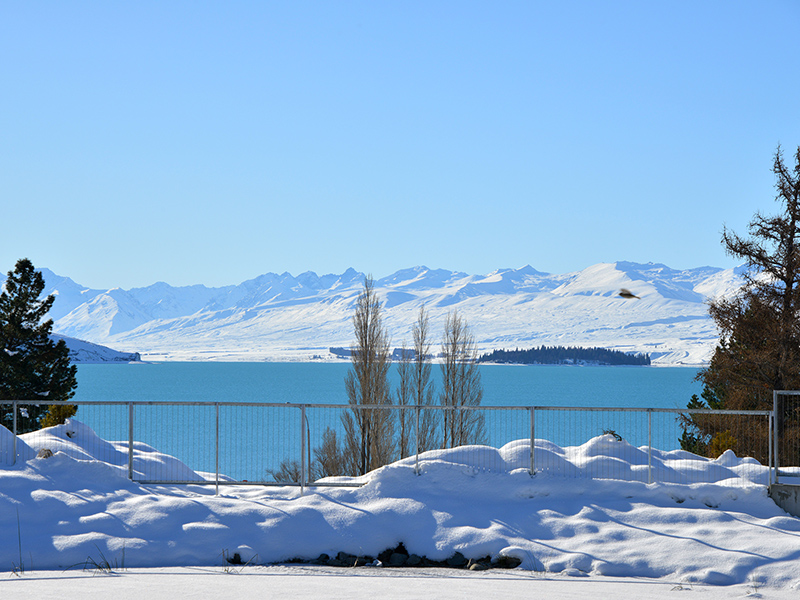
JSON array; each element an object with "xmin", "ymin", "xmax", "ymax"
[
  {"xmin": 52, "ymin": 335, "xmax": 142, "ymax": 364},
  {"xmin": 3, "ymin": 262, "xmax": 744, "ymax": 365}
]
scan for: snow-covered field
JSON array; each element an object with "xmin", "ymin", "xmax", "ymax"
[{"xmin": 3, "ymin": 419, "xmax": 800, "ymax": 598}]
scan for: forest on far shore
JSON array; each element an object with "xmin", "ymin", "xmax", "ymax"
[{"xmin": 478, "ymin": 346, "xmax": 651, "ymax": 366}]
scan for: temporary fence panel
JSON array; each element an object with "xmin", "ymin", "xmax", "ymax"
[
  {"xmin": 774, "ymin": 391, "xmax": 800, "ymax": 484},
  {"xmin": 0, "ymin": 401, "xmax": 773, "ymax": 489}
]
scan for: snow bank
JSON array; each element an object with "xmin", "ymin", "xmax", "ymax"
[
  {"xmin": 2, "ymin": 421, "xmax": 800, "ymax": 589},
  {"xmin": 16, "ymin": 419, "xmax": 205, "ymax": 482}
]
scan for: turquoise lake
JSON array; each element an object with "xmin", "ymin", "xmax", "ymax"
[
  {"xmin": 74, "ymin": 362, "xmax": 702, "ymax": 409},
  {"xmin": 59, "ymin": 363, "xmax": 711, "ymax": 481}
]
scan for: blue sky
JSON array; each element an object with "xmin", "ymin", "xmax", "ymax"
[{"xmin": 2, "ymin": 1, "xmax": 799, "ymax": 289}]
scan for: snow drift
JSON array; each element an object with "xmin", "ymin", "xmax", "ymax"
[{"xmin": 3, "ymin": 419, "xmax": 800, "ymax": 588}]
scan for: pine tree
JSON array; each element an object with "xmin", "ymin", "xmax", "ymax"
[{"xmin": 0, "ymin": 258, "xmax": 77, "ymax": 434}]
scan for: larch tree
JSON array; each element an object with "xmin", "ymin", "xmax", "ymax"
[
  {"xmin": 342, "ymin": 276, "xmax": 394, "ymax": 475},
  {"xmin": 0, "ymin": 258, "xmax": 78, "ymax": 434},
  {"xmin": 681, "ymin": 146, "xmax": 800, "ymax": 462},
  {"xmin": 439, "ymin": 309, "xmax": 485, "ymax": 448}
]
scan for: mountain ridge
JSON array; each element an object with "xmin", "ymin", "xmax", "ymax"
[{"xmin": 1, "ymin": 262, "xmax": 743, "ymax": 365}]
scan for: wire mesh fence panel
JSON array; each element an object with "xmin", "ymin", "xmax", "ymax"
[
  {"xmin": 774, "ymin": 392, "xmax": 800, "ymax": 483},
  {"xmin": 533, "ymin": 408, "xmax": 652, "ymax": 482},
  {"xmin": 1, "ymin": 401, "xmax": 130, "ymax": 468},
  {"xmin": 301, "ymin": 404, "xmax": 414, "ymax": 483},
  {"xmin": 131, "ymin": 403, "xmax": 217, "ymax": 483},
  {"xmin": 655, "ymin": 410, "xmax": 770, "ymax": 486},
  {"xmin": 304, "ymin": 404, "xmax": 361, "ymax": 485},
  {"xmin": 414, "ymin": 406, "xmax": 531, "ymax": 475},
  {"xmin": 218, "ymin": 404, "xmax": 302, "ymax": 484},
  {"xmin": 0, "ymin": 400, "xmax": 775, "ymax": 489},
  {"xmin": 71, "ymin": 403, "xmax": 130, "ymax": 463}
]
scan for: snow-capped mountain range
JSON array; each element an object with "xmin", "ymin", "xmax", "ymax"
[{"xmin": 5, "ymin": 262, "xmax": 745, "ymax": 365}]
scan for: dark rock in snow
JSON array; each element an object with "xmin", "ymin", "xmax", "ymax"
[
  {"xmin": 446, "ymin": 552, "xmax": 467, "ymax": 567},
  {"xmin": 492, "ymin": 555, "xmax": 522, "ymax": 569}
]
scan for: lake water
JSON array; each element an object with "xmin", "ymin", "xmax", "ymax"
[
  {"xmin": 61, "ymin": 363, "xmax": 710, "ymax": 481},
  {"xmin": 74, "ymin": 362, "xmax": 702, "ymax": 409}
]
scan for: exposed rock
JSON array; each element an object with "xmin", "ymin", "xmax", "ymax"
[
  {"xmin": 388, "ymin": 553, "xmax": 407, "ymax": 567},
  {"xmin": 492, "ymin": 555, "xmax": 522, "ymax": 569},
  {"xmin": 336, "ymin": 551, "xmax": 357, "ymax": 565},
  {"xmin": 326, "ymin": 557, "xmax": 348, "ymax": 567},
  {"xmin": 446, "ymin": 552, "xmax": 467, "ymax": 567},
  {"xmin": 285, "ymin": 544, "xmax": 499, "ymax": 571}
]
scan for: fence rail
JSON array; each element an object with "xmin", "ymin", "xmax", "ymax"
[{"xmin": 1, "ymin": 400, "xmax": 776, "ymax": 491}]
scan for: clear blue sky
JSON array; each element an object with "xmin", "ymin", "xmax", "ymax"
[{"xmin": 2, "ymin": 1, "xmax": 799, "ymax": 289}]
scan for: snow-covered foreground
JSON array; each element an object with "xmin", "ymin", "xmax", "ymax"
[
  {"xmin": 5, "ymin": 566, "xmax": 800, "ymax": 600},
  {"xmin": 3, "ymin": 420, "xmax": 800, "ymax": 597}
]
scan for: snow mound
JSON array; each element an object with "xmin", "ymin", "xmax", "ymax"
[
  {"xmin": 17, "ymin": 419, "xmax": 204, "ymax": 482},
  {"xmin": 1, "ymin": 419, "xmax": 799, "ymax": 589},
  {"xmin": 0, "ymin": 423, "xmax": 35, "ymax": 464}
]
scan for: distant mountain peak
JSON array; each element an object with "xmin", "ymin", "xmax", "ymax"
[{"xmin": 24, "ymin": 261, "xmax": 746, "ymax": 365}]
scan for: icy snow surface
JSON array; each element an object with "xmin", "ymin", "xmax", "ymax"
[{"xmin": 3, "ymin": 419, "xmax": 800, "ymax": 597}]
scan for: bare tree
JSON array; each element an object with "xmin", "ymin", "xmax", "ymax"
[
  {"xmin": 395, "ymin": 342, "xmax": 414, "ymax": 458},
  {"xmin": 268, "ymin": 458, "xmax": 302, "ymax": 483},
  {"xmin": 439, "ymin": 309, "xmax": 486, "ymax": 448},
  {"xmin": 413, "ymin": 304, "xmax": 439, "ymax": 452},
  {"xmin": 312, "ymin": 427, "xmax": 344, "ymax": 479},
  {"xmin": 342, "ymin": 276, "xmax": 394, "ymax": 475}
]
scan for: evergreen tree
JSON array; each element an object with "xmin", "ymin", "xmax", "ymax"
[
  {"xmin": 681, "ymin": 146, "xmax": 800, "ymax": 462},
  {"xmin": 0, "ymin": 258, "xmax": 77, "ymax": 434}
]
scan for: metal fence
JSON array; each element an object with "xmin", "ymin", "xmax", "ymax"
[
  {"xmin": 774, "ymin": 391, "xmax": 800, "ymax": 485},
  {"xmin": 1, "ymin": 400, "xmax": 775, "ymax": 490}
]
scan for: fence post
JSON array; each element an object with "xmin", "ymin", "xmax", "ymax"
[
  {"xmin": 415, "ymin": 404, "xmax": 420, "ymax": 476},
  {"xmin": 215, "ymin": 403, "xmax": 220, "ymax": 497},
  {"xmin": 768, "ymin": 412, "xmax": 774, "ymax": 485},
  {"xmin": 774, "ymin": 390, "xmax": 780, "ymax": 485},
  {"xmin": 647, "ymin": 409, "xmax": 653, "ymax": 484},
  {"xmin": 12, "ymin": 401, "xmax": 18, "ymax": 467},
  {"xmin": 128, "ymin": 402, "xmax": 133, "ymax": 481},
  {"xmin": 300, "ymin": 404, "xmax": 306, "ymax": 496},
  {"xmin": 529, "ymin": 407, "xmax": 535, "ymax": 477}
]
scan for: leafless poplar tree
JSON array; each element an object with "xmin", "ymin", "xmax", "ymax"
[
  {"xmin": 342, "ymin": 276, "xmax": 394, "ymax": 475},
  {"xmin": 439, "ymin": 309, "xmax": 486, "ymax": 448},
  {"xmin": 413, "ymin": 304, "xmax": 439, "ymax": 452},
  {"xmin": 395, "ymin": 342, "xmax": 414, "ymax": 458}
]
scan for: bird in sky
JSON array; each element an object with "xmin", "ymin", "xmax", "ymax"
[{"xmin": 618, "ymin": 289, "xmax": 640, "ymax": 300}]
